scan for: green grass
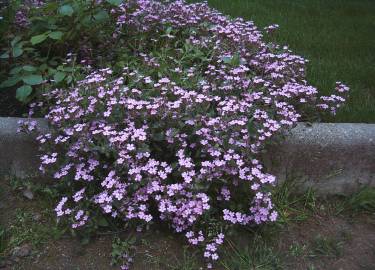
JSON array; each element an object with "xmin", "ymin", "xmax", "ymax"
[
  {"xmin": 7, "ymin": 209, "xmax": 61, "ymax": 248},
  {"xmin": 188, "ymin": 0, "xmax": 375, "ymax": 123},
  {"xmin": 159, "ymin": 248, "xmax": 201, "ymax": 270},
  {"xmin": 310, "ymin": 235, "xmax": 344, "ymax": 258},
  {"xmin": 272, "ymin": 179, "xmax": 318, "ymax": 224},
  {"xmin": 0, "ymin": 226, "xmax": 6, "ymax": 255},
  {"xmin": 221, "ymin": 237, "xmax": 283, "ymax": 270},
  {"xmin": 335, "ymin": 187, "xmax": 375, "ymax": 214},
  {"xmin": 0, "ymin": 177, "xmax": 66, "ymax": 257}
]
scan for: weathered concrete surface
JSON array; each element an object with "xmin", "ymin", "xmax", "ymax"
[
  {"xmin": 265, "ymin": 123, "xmax": 375, "ymax": 195},
  {"xmin": 0, "ymin": 117, "xmax": 374, "ymax": 195},
  {"xmin": 0, "ymin": 117, "xmax": 48, "ymax": 178}
]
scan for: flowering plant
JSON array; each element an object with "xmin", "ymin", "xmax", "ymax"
[
  {"xmin": 0, "ymin": 0, "xmax": 124, "ymax": 102},
  {"xmin": 20, "ymin": 0, "xmax": 349, "ymax": 268}
]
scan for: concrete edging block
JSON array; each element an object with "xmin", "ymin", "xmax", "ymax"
[
  {"xmin": 0, "ymin": 117, "xmax": 374, "ymax": 195},
  {"xmin": 265, "ymin": 123, "xmax": 375, "ymax": 195},
  {"xmin": 0, "ymin": 117, "xmax": 48, "ymax": 178}
]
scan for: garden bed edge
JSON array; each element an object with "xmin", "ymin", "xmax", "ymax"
[{"xmin": 0, "ymin": 117, "xmax": 374, "ymax": 195}]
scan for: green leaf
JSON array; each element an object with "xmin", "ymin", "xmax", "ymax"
[
  {"xmin": 11, "ymin": 36, "xmax": 22, "ymax": 47},
  {"xmin": 47, "ymin": 24, "xmax": 58, "ymax": 30},
  {"xmin": 222, "ymin": 56, "xmax": 232, "ymax": 64},
  {"xmin": 53, "ymin": 71, "xmax": 66, "ymax": 83},
  {"xmin": 31, "ymin": 34, "xmax": 48, "ymax": 45},
  {"xmin": 61, "ymin": 67, "xmax": 74, "ymax": 72},
  {"xmin": 12, "ymin": 46, "xmax": 23, "ymax": 58},
  {"xmin": 22, "ymin": 65, "xmax": 37, "ymax": 72},
  {"xmin": 0, "ymin": 51, "xmax": 9, "ymax": 59},
  {"xmin": 106, "ymin": 0, "xmax": 123, "ymax": 5},
  {"xmin": 48, "ymin": 31, "xmax": 63, "ymax": 40},
  {"xmin": 59, "ymin": 5, "xmax": 74, "ymax": 16},
  {"xmin": 16, "ymin": 85, "xmax": 32, "ymax": 102},
  {"xmin": 222, "ymin": 54, "xmax": 240, "ymax": 66},
  {"xmin": 47, "ymin": 68, "xmax": 57, "ymax": 76},
  {"xmin": 231, "ymin": 53, "xmax": 240, "ymax": 66},
  {"xmin": 93, "ymin": 10, "xmax": 109, "ymax": 22},
  {"xmin": 10, "ymin": 66, "xmax": 23, "ymax": 75},
  {"xmin": 81, "ymin": 15, "xmax": 92, "ymax": 26},
  {"xmin": 22, "ymin": 74, "xmax": 43, "ymax": 85},
  {"xmin": 44, "ymin": 2, "xmax": 59, "ymax": 12},
  {"xmin": 0, "ymin": 77, "xmax": 21, "ymax": 88},
  {"xmin": 166, "ymin": 26, "xmax": 173, "ymax": 35},
  {"xmin": 39, "ymin": 63, "xmax": 48, "ymax": 71}
]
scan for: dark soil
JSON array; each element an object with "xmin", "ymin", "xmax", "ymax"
[
  {"xmin": 0, "ymin": 88, "xmax": 28, "ymax": 117},
  {"xmin": 277, "ymin": 214, "xmax": 375, "ymax": 270},
  {"xmin": 1, "ymin": 177, "xmax": 374, "ymax": 270},
  {"xmin": 12, "ymin": 231, "xmax": 189, "ymax": 270}
]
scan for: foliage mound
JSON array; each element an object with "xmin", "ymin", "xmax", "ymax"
[{"xmin": 15, "ymin": 0, "xmax": 349, "ymax": 268}]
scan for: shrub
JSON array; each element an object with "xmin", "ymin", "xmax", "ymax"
[
  {"xmin": 19, "ymin": 0, "xmax": 349, "ymax": 268},
  {"xmin": 0, "ymin": 0, "xmax": 125, "ymax": 102}
]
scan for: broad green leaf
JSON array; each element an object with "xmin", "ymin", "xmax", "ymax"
[
  {"xmin": 82, "ymin": 15, "xmax": 92, "ymax": 26},
  {"xmin": 11, "ymin": 36, "xmax": 22, "ymax": 47},
  {"xmin": 47, "ymin": 68, "xmax": 57, "ymax": 76},
  {"xmin": 231, "ymin": 53, "xmax": 240, "ymax": 66},
  {"xmin": 0, "ymin": 51, "xmax": 9, "ymax": 59},
  {"xmin": 16, "ymin": 85, "xmax": 32, "ymax": 102},
  {"xmin": 10, "ymin": 66, "xmax": 23, "ymax": 75},
  {"xmin": 23, "ymin": 47, "xmax": 36, "ymax": 53},
  {"xmin": 166, "ymin": 27, "xmax": 173, "ymax": 35},
  {"xmin": 47, "ymin": 24, "xmax": 58, "ymax": 30},
  {"xmin": 222, "ymin": 56, "xmax": 232, "ymax": 64},
  {"xmin": 44, "ymin": 2, "xmax": 59, "ymax": 12},
  {"xmin": 62, "ymin": 67, "xmax": 74, "ymax": 72},
  {"xmin": 0, "ymin": 77, "xmax": 21, "ymax": 88},
  {"xmin": 53, "ymin": 71, "xmax": 66, "ymax": 83},
  {"xmin": 22, "ymin": 74, "xmax": 43, "ymax": 85},
  {"xmin": 59, "ymin": 5, "xmax": 74, "ymax": 16},
  {"xmin": 93, "ymin": 10, "xmax": 109, "ymax": 22},
  {"xmin": 39, "ymin": 63, "xmax": 48, "ymax": 71},
  {"xmin": 12, "ymin": 46, "xmax": 23, "ymax": 57},
  {"xmin": 31, "ymin": 34, "xmax": 48, "ymax": 45},
  {"xmin": 222, "ymin": 54, "xmax": 240, "ymax": 66},
  {"xmin": 106, "ymin": 0, "xmax": 123, "ymax": 5},
  {"xmin": 22, "ymin": 65, "xmax": 37, "ymax": 72},
  {"xmin": 49, "ymin": 31, "xmax": 63, "ymax": 40}
]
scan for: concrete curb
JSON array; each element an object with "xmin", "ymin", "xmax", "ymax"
[
  {"xmin": 0, "ymin": 117, "xmax": 48, "ymax": 178},
  {"xmin": 0, "ymin": 117, "xmax": 374, "ymax": 195},
  {"xmin": 265, "ymin": 123, "xmax": 375, "ymax": 195}
]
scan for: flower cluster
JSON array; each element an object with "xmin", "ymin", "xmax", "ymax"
[
  {"xmin": 316, "ymin": 82, "xmax": 350, "ymax": 114},
  {"xmin": 12, "ymin": 0, "xmax": 45, "ymax": 28},
  {"xmin": 22, "ymin": 0, "xmax": 348, "ymax": 268}
]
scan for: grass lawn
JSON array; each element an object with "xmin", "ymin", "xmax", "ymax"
[{"xmin": 189, "ymin": 0, "xmax": 375, "ymax": 123}]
